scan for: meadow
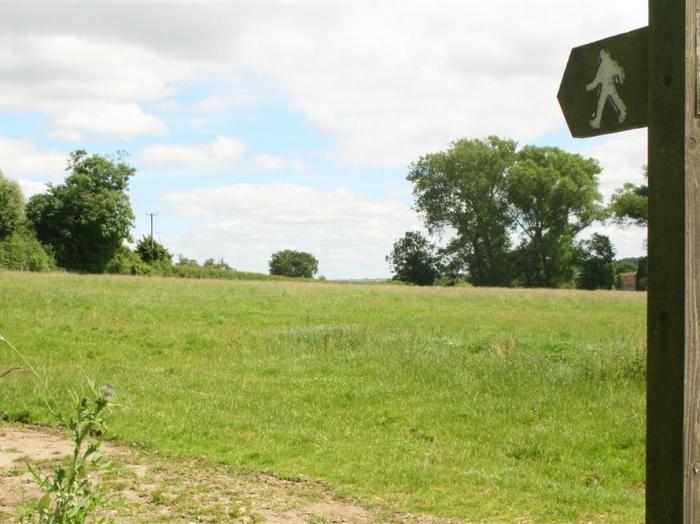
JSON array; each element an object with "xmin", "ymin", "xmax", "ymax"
[{"xmin": 0, "ymin": 271, "xmax": 646, "ymax": 522}]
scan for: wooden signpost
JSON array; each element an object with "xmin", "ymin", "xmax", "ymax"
[{"xmin": 558, "ymin": 1, "xmax": 700, "ymax": 521}]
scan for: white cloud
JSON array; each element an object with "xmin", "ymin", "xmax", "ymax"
[
  {"xmin": 17, "ymin": 179, "xmax": 49, "ymax": 199},
  {"xmin": 161, "ymin": 183, "xmax": 421, "ymax": 278},
  {"xmin": 0, "ymin": 137, "xmax": 66, "ymax": 180},
  {"xmin": 0, "ymin": 1, "xmax": 647, "ymax": 158},
  {"xmin": 251, "ymin": 154, "xmax": 285, "ymax": 171},
  {"xmin": 581, "ymin": 129, "xmax": 647, "ymax": 199},
  {"xmin": 53, "ymin": 103, "xmax": 167, "ymax": 141},
  {"xmin": 0, "ymin": 33, "xmax": 200, "ymax": 141},
  {"xmin": 139, "ymin": 136, "xmax": 246, "ymax": 172}
]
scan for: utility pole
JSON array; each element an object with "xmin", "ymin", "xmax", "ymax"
[
  {"xmin": 145, "ymin": 212, "xmax": 159, "ymax": 256},
  {"xmin": 558, "ymin": 1, "xmax": 700, "ymax": 520}
]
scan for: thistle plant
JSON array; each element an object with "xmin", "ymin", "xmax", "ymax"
[
  {"xmin": 25, "ymin": 384, "xmax": 115, "ymax": 524},
  {"xmin": 2, "ymin": 331, "xmax": 115, "ymax": 524}
]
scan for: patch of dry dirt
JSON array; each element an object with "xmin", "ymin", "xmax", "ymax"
[{"xmin": 0, "ymin": 423, "xmax": 451, "ymax": 523}]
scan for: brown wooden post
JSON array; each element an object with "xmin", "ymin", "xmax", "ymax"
[
  {"xmin": 647, "ymin": 0, "xmax": 700, "ymax": 520},
  {"xmin": 557, "ymin": 2, "xmax": 700, "ymax": 518}
]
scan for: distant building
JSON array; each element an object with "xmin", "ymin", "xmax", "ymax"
[{"xmin": 622, "ymin": 273, "xmax": 636, "ymax": 291}]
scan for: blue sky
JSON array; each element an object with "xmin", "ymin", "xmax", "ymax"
[{"xmin": 0, "ymin": 1, "xmax": 648, "ymax": 278}]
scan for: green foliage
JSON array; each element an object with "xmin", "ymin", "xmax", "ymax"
[
  {"xmin": 0, "ymin": 228, "xmax": 55, "ymax": 272},
  {"xmin": 26, "ymin": 385, "xmax": 113, "ymax": 524},
  {"xmin": 105, "ymin": 245, "xmax": 152, "ymax": 276},
  {"xmin": 386, "ymin": 231, "xmax": 440, "ymax": 285},
  {"xmin": 0, "ymin": 170, "xmax": 25, "ymax": 239},
  {"xmin": 610, "ymin": 183, "xmax": 647, "ymax": 226},
  {"xmin": 26, "ymin": 150, "xmax": 135, "ymax": 273},
  {"xmin": 616, "ymin": 257, "xmax": 640, "ymax": 275},
  {"xmin": 609, "ymin": 177, "xmax": 648, "ymax": 227},
  {"xmin": 176, "ymin": 255, "xmax": 199, "ymax": 267},
  {"xmin": 507, "ymin": 146, "xmax": 604, "ymax": 288},
  {"xmin": 576, "ymin": 233, "xmax": 616, "ymax": 290},
  {"xmin": 203, "ymin": 257, "xmax": 232, "ymax": 270},
  {"xmin": 135, "ymin": 236, "xmax": 172, "ymax": 265},
  {"xmin": 408, "ymin": 138, "xmax": 604, "ymax": 288},
  {"xmin": 636, "ymin": 256, "xmax": 648, "ymax": 291},
  {"xmin": 408, "ymin": 137, "xmax": 516, "ymax": 286},
  {"xmin": 269, "ymin": 249, "xmax": 319, "ymax": 278}
]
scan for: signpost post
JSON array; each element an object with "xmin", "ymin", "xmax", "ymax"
[{"xmin": 558, "ymin": 2, "xmax": 700, "ymax": 521}]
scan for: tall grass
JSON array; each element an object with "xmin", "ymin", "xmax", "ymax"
[{"xmin": 0, "ymin": 271, "xmax": 646, "ymax": 522}]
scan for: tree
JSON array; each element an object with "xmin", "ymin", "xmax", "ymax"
[
  {"xmin": 0, "ymin": 170, "xmax": 25, "ymax": 239},
  {"xmin": 268, "ymin": 249, "xmax": 318, "ymax": 278},
  {"xmin": 636, "ymin": 256, "xmax": 648, "ymax": 291},
  {"xmin": 576, "ymin": 233, "xmax": 616, "ymax": 290},
  {"xmin": 386, "ymin": 231, "xmax": 440, "ymax": 285},
  {"xmin": 609, "ymin": 167, "xmax": 648, "ymax": 227},
  {"xmin": 135, "ymin": 236, "xmax": 172, "ymax": 265},
  {"xmin": 407, "ymin": 137, "xmax": 516, "ymax": 286},
  {"xmin": 203, "ymin": 257, "xmax": 232, "ymax": 270},
  {"xmin": 506, "ymin": 146, "xmax": 604, "ymax": 287},
  {"xmin": 26, "ymin": 150, "xmax": 135, "ymax": 273}
]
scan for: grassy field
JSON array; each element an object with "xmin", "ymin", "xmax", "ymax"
[{"xmin": 0, "ymin": 271, "xmax": 646, "ymax": 522}]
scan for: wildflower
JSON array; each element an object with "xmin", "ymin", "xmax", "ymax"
[{"xmin": 101, "ymin": 384, "xmax": 116, "ymax": 402}]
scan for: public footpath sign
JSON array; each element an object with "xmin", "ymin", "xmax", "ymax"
[
  {"xmin": 558, "ymin": 28, "xmax": 648, "ymax": 138},
  {"xmin": 558, "ymin": 2, "xmax": 700, "ymax": 522}
]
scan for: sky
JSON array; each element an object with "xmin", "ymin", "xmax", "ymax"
[{"xmin": 0, "ymin": 1, "xmax": 649, "ymax": 279}]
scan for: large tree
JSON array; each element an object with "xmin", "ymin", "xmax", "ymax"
[
  {"xmin": 386, "ymin": 231, "xmax": 440, "ymax": 286},
  {"xmin": 268, "ymin": 249, "xmax": 318, "ymax": 278},
  {"xmin": 505, "ymin": 146, "xmax": 604, "ymax": 287},
  {"xmin": 26, "ymin": 150, "xmax": 135, "ymax": 273},
  {"xmin": 0, "ymin": 170, "xmax": 25, "ymax": 239},
  {"xmin": 407, "ymin": 137, "xmax": 516, "ymax": 286}
]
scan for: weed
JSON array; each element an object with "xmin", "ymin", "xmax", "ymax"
[{"xmin": 23, "ymin": 384, "xmax": 114, "ymax": 523}]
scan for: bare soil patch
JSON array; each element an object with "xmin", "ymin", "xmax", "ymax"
[{"xmin": 0, "ymin": 423, "xmax": 449, "ymax": 523}]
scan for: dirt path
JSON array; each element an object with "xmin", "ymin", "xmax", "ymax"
[{"xmin": 0, "ymin": 423, "xmax": 449, "ymax": 523}]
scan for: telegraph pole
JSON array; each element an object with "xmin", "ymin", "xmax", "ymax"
[{"xmin": 145, "ymin": 212, "xmax": 159, "ymax": 255}]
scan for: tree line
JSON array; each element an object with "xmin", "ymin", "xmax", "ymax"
[
  {"xmin": 0, "ymin": 149, "xmax": 320, "ymax": 280},
  {"xmin": 387, "ymin": 137, "xmax": 647, "ymax": 290}
]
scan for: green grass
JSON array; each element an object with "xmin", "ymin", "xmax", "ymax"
[{"xmin": 0, "ymin": 271, "xmax": 646, "ymax": 522}]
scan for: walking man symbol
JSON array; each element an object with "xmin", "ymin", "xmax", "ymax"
[{"xmin": 586, "ymin": 49, "xmax": 627, "ymax": 129}]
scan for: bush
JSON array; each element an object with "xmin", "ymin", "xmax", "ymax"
[
  {"xmin": 135, "ymin": 236, "xmax": 172, "ymax": 265},
  {"xmin": 0, "ymin": 228, "xmax": 54, "ymax": 272},
  {"xmin": 105, "ymin": 245, "xmax": 152, "ymax": 275}
]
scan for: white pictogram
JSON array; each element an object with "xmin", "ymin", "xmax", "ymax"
[{"xmin": 586, "ymin": 49, "xmax": 627, "ymax": 129}]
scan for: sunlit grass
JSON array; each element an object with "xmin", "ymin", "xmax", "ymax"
[{"xmin": 0, "ymin": 271, "xmax": 646, "ymax": 521}]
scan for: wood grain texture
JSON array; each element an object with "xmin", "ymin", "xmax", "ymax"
[
  {"xmin": 684, "ymin": 1, "xmax": 700, "ymax": 520},
  {"xmin": 647, "ymin": 0, "xmax": 687, "ymax": 521}
]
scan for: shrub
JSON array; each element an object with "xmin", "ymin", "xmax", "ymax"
[
  {"xmin": 0, "ymin": 228, "xmax": 55, "ymax": 272},
  {"xmin": 135, "ymin": 236, "xmax": 172, "ymax": 265},
  {"xmin": 105, "ymin": 245, "xmax": 152, "ymax": 275}
]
